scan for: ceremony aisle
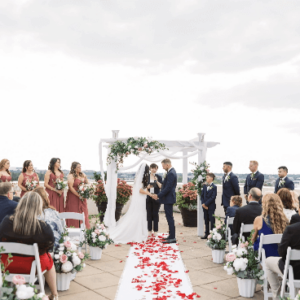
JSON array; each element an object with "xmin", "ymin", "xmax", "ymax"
[{"xmin": 115, "ymin": 234, "xmax": 200, "ymax": 300}]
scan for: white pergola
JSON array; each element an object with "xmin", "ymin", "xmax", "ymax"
[{"xmin": 99, "ymin": 130, "xmax": 220, "ymax": 236}]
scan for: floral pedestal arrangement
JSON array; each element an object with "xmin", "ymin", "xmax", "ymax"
[
  {"xmin": 56, "ymin": 273, "xmax": 72, "ymax": 291},
  {"xmin": 206, "ymin": 216, "xmax": 227, "ymax": 264},
  {"xmin": 89, "ymin": 247, "xmax": 103, "ymax": 260}
]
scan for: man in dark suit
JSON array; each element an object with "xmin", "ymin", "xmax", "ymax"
[
  {"xmin": 222, "ymin": 162, "xmax": 240, "ymax": 214},
  {"xmin": 290, "ymin": 195, "xmax": 300, "ymax": 225},
  {"xmin": 265, "ymin": 222, "xmax": 300, "ymax": 298},
  {"xmin": 153, "ymin": 159, "xmax": 177, "ymax": 244},
  {"xmin": 200, "ymin": 173, "xmax": 217, "ymax": 239},
  {"xmin": 232, "ymin": 187, "xmax": 262, "ymax": 244},
  {"xmin": 0, "ymin": 182, "xmax": 18, "ymax": 224},
  {"xmin": 274, "ymin": 166, "xmax": 294, "ymax": 193},
  {"xmin": 244, "ymin": 160, "xmax": 264, "ymax": 204}
]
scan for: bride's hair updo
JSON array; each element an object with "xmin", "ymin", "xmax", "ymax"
[{"xmin": 142, "ymin": 164, "xmax": 150, "ymax": 188}]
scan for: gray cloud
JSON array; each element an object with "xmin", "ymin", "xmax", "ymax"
[{"xmin": 1, "ymin": 0, "xmax": 300, "ymax": 73}]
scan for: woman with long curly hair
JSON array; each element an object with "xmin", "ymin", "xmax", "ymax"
[
  {"xmin": 18, "ymin": 160, "xmax": 39, "ymax": 197},
  {"xmin": 0, "ymin": 159, "xmax": 12, "ymax": 183},
  {"xmin": 64, "ymin": 162, "xmax": 90, "ymax": 229},
  {"xmin": 252, "ymin": 193, "xmax": 289, "ymax": 258},
  {"xmin": 44, "ymin": 158, "xmax": 65, "ymax": 212}
]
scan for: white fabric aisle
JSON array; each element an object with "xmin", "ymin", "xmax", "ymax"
[{"xmin": 115, "ymin": 234, "xmax": 200, "ymax": 300}]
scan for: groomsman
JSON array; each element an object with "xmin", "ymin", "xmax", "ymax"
[
  {"xmin": 274, "ymin": 166, "xmax": 294, "ymax": 193},
  {"xmin": 244, "ymin": 160, "xmax": 264, "ymax": 204},
  {"xmin": 222, "ymin": 162, "xmax": 240, "ymax": 214},
  {"xmin": 201, "ymin": 173, "xmax": 217, "ymax": 239}
]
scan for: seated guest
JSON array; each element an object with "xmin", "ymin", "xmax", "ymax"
[
  {"xmin": 290, "ymin": 195, "xmax": 300, "ymax": 224},
  {"xmin": 0, "ymin": 182, "xmax": 18, "ymax": 224},
  {"xmin": 201, "ymin": 173, "xmax": 217, "ymax": 239},
  {"xmin": 0, "ymin": 192, "xmax": 58, "ymax": 300},
  {"xmin": 226, "ymin": 196, "xmax": 242, "ymax": 218},
  {"xmin": 34, "ymin": 187, "xmax": 64, "ymax": 249},
  {"xmin": 232, "ymin": 188, "xmax": 262, "ymax": 244},
  {"xmin": 290, "ymin": 190, "xmax": 299, "ymax": 211},
  {"xmin": 146, "ymin": 163, "xmax": 163, "ymax": 236},
  {"xmin": 265, "ymin": 221, "xmax": 300, "ymax": 300},
  {"xmin": 277, "ymin": 188, "xmax": 296, "ymax": 222},
  {"xmin": 252, "ymin": 193, "xmax": 289, "ymax": 258}
]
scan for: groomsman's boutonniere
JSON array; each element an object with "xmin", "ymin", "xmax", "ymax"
[
  {"xmin": 251, "ymin": 173, "xmax": 255, "ymax": 180},
  {"xmin": 208, "ymin": 185, "xmax": 214, "ymax": 191},
  {"xmin": 280, "ymin": 179, "xmax": 285, "ymax": 187},
  {"xmin": 225, "ymin": 175, "xmax": 230, "ymax": 182}
]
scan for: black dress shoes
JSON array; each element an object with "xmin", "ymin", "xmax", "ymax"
[
  {"xmin": 162, "ymin": 236, "xmax": 170, "ymax": 240},
  {"xmin": 162, "ymin": 238, "xmax": 177, "ymax": 244},
  {"xmin": 201, "ymin": 235, "xmax": 208, "ymax": 240}
]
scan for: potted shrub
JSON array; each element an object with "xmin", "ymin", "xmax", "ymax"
[
  {"xmin": 224, "ymin": 235, "xmax": 264, "ymax": 298},
  {"xmin": 81, "ymin": 216, "xmax": 113, "ymax": 260},
  {"xmin": 53, "ymin": 231, "xmax": 89, "ymax": 291},
  {"xmin": 206, "ymin": 216, "xmax": 227, "ymax": 263},
  {"xmin": 93, "ymin": 179, "xmax": 132, "ymax": 222}
]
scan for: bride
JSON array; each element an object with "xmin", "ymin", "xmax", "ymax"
[{"xmin": 108, "ymin": 163, "xmax": 153, "ymax": 244}]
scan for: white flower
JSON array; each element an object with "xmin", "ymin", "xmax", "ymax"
[
  {"xmin": 92, "ymin": 238, "xmax": 96, "ymax": 243},
  {"xmin": 72, "ymin": 255, "xmax": 81, "ymax": 267},
  {"xmin": 212, "ymin": 228, "xmax": 217, "ymax": 233},
  {"xmin": 197, "ymin": 175, "xmax": 203, "ymax": 182},
  {"xmin": 233, "ymin": 258, "xmax": 248, "ymax": 272},
  {"xmin": 58, "ymin": 247, "xmax": 64, "ymax": 251},
  {"xmin": 99, "ymin": 235, "xmax": 106, "ymax": 242},
  {"xmin": 91, "ymin": 232, "xmax": 97, "ymax": 237},
  {"xmin": 226, "ymin": 267, "xmax": 234, "ymax": 275},
  {"xmin": 54, "ymin": 254, "xmax": 60, "ymax": 260},
  {"xmin": 66, "ymin": 251, "xmax": 72, "ymax": 257},
  {"xmin": 236, "ymin": 248, "xmax": 248, "ymax": 257},
  {"xmin": 213, "ymin": 233, "xmax": 222, "ymax": 241},
  {"xmin": 37, "ymin": 293, "xmax": 47, "ymax": 299},
  {"xmin": 59, "ymin": 251, "xmax": 63, "ymax": 256},
  {"xmin": 61, "ymin": 261, "xmax": 73, "ymax": 273},
  {"xmin": 16, "ymin": 285, "xmax": 35, "ymax": 299},
  {"xmin": 65, "ymin": 236, "xmax": 70, "ymax": 241},
  {"xmin": 70, "ymin": 242, "xmax": 77, "ymax": 251}
]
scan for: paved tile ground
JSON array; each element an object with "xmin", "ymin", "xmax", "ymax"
[{"xmin": 57, "ymin": 212, "xmax": 264, "ymax": 300}]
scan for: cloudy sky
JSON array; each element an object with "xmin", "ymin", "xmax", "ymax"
[{"xmin": 1, "ymin": 0, "xmax": 300, "ymax": 174}]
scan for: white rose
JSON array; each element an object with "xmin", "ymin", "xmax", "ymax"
[
  {"xmin": 99, "ymin": 235, "xmax": 106, "ymax": 242},
  {"xmin": 91, "ymin": 232, "xmax": 97, "ymax": 237},
  {"xmin": 54, "ymin": 254, "xmax": 60, "ymax": 260},
  {"xmin": 226, "ymin": 267, "xmax": 234, "ymax": 275},
  {"xmin": 233, "ymin": 258, "xmax": 247, "ymax": 272},
  {"xmin": 197, "ymin": 175, "xmax": 203, "ymax": 182},
  {"xmin": 236, "ymin": 248, "xmax": 248, "ymax": 257},
  {"xmin": 213, "ymin": 233, "xmax": 222, "ymax": 241},
  {"xmin": 72, "ymin": 255, "xmax": 81, "ymax": 267},
  {"xmin": 212, "ymin": 228, "xmax": 217, "ymax": 233},
  {"xmin": 61, "ymin": 261, "xmax": 73, "ymax": 273},
  {"xmin": 59, "ymin": 251, "xmax": 63, "ymax": 256},
  {"xmin": 65, "ymin": 237, "xmax": 70, "ymax": 241},
  {"xmin": 70, "ymin": 242, "xmax": 77, "ymax": 251},
  {"xmin": 16, "ymin": 285, "xmax": 35, "ymax": 299}
]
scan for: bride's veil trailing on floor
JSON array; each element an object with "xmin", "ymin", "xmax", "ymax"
[{"xmin": 108, "ymin": 163, "xmax": 148, "ymax": 244}]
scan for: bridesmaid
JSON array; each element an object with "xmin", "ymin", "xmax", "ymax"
[
  {"xmin": 44, "ymin": 158, "xmax": 65, "ymax": 212},
  {"xmin": 65, "ymin": 162, "xmax": 90, "ymax": 229},
  {"xmin": 18, "ymin": 160, "xmax": 39, "ymax": 197},
  {"xmin": 0, "ymin": 159, "xmax": 12, "ymax": 183}
]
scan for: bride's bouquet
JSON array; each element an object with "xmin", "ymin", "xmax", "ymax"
[
  {"xmin": 25, "ymin": 179, "xmax": 38, "ymax": 191},
  {"xmin": 53, "ymin": 178, "xmax": 67, "ymax": 191},
  {"xmin": 77, "ymin": 182, "xmax": 95, "ymax": 202}
]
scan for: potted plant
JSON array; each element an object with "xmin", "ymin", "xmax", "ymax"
[
  {"xmin": 53, "ymin": 231, "xmax": 89, "ymax": 291},
  {"xmin": 175, "ymin": 182, "xmax": 198, "ymax": 227},
  {"xmin": 93, "ymin": 179, "xmax": 132, "ymax": 222},
  {"xmin": 224, "ymin": 235, "xmax": 264, "ymax": 298},
  {"xmin": 81, "ymin": 215, "xmax": 114, "ymax": 260},
  {"xmin": 206, "ymin": 217, "xmax": 227, "ymax": 263}
]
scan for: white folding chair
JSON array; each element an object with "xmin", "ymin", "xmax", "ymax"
[
  {"xmin": 258, "ymin": 233, "xmax": 283, "ymax": 300},
  {"xmin": 226, "ymin": 217, "xmax": 234, "ymax": 252},
  {"xmin": 59, "ymin": 212, "xmax": 87, "ymax": 252},
  {"xmin": 239, "ymin": 223, "xmax": 253, "ymax": 242},
  {"xmin": 0, "ymin": 242, "xmax": 45, "ymax": 294},
  {"xmin": 280, "ymin": 247, "xmax": 300, "ymax": 299}
]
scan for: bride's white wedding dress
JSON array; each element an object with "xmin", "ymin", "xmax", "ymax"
[{"xmin": 108, "ymin": 163, "xmax": 148, "ymax": 244}]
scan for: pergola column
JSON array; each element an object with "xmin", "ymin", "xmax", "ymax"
[{"xmin": 182, "ymin": 150, "xmax": 188, "ymax": 184}]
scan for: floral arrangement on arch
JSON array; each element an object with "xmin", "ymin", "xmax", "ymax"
[
  {"xmin": 77, "ymin": 182, "xmax": 95, "ymax": 203},
  {"xmin": 93, "ymin": 179, "xmax": 132, "ymax": 205},
  {"xmin": 80, "ymin": 215, "xmax": 113, "ymax": 249},
  {"xmin": 175, "ymin": 182, "xmax": 198, "ymax": 211},
  {"xmin": 53, "ymin": 230, "xmax": 89, "ymax": 274},
  {"xmin": 190, "ymin": 161, "xmax": 210, "ymax": 196},
  {"xmin": 224, "ymin": 234, "xmax": 264, "ymax": 284},
  {"xmin": 0, "ymin": 247, "xmax": 48, "ymax": 300},
  {"xmin": 107, "ymin": 137, "xmax": 168, "ymax": 171},
  {"xmin": 206, "ymin": 216, "xmax": 227, "ymax": 250}
]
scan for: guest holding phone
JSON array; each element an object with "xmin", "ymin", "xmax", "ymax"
[{"xmin": 146, "ymin": 163, "xmax": 163, "ymax": 236}]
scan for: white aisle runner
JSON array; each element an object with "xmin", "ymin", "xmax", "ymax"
[{"xmin": 115, "ymin": 234, "xmax": 200, "ymax": 300}]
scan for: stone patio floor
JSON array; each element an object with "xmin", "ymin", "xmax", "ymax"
[{"xmin": 57, "ymin": 212, "xmax": 264, "ymax": 300}]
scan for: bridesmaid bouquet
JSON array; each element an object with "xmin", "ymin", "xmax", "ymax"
[
  {"xmin": 25, "ymin": 179, "xmax": 38, "ymax": 191},
  {"xmin": 54, "ymin": 178, "xmax": 67, "ymax": 190},
  {"xmin": 77, "ymin": 182, "xmax": 95, "ymax": 202}
]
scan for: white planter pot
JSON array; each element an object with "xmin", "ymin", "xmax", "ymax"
[
  {"xmin": 90, "ymin": 246, "xmax": 103, "ymax": 260},
  {"xmin": 212, "ymin": 249, "xmax": 225, "ymax": 264},
  {"xmin": 237, "ymin": 278, "xmax": 256, "ymax": 298},
  {"xmin": 56, "ymin": 273, "xmax": 72, "ymax": 291},
  {"xmin": 71, "ymin": 271, "xmax": 77, "ymax": 281}
]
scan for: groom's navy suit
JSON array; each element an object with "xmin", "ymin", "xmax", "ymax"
[
  {"xmin": 274, "ymin": 177, "xmax": 294, "ymax": 193},
  {"xmin": 157, "ymin": 168, "xmax": 177, "ymax": 240}
]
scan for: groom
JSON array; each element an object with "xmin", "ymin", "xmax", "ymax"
[{"xmin": 152, "ymin": 158, "xmax": 177, "ymax": 244}]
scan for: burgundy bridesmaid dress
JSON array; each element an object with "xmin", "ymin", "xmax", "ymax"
[
  {"xmin": 20, "ymin": 173, "xmax": 39, "ymax": 197},
  {"xmin": 0, "ymin": 175, "xmax": 12, "ymax": 182},
  {"xmin": 45, "ymin": 172, "xmax": 65, "ymax": 212},
  {"xmin": 65, "ymin": 178, "xmax": 91, "ymax": 229}
]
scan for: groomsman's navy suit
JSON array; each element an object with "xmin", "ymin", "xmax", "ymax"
[
  {"xmin": 244, "ymin": 171, "xmax": 264, "ymax": 204},
  {"xmin": 274, "ymin": 177, "xmax": 294, "ymax": 193},
  {"xmin": 201, "ymin": 183, "xmax": 217, "ymax": 236},
  {"xmin": 157, "ymin": 168, "xmax": 177, "ymax": 240},
  {"xmin": 222, "ymin": 172, "xmax": 240, "ymax": 213}
]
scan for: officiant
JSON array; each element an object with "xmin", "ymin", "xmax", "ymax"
[{"xmin": 146, "ymin": 163, "xmax": 163, "ymax": 236}]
